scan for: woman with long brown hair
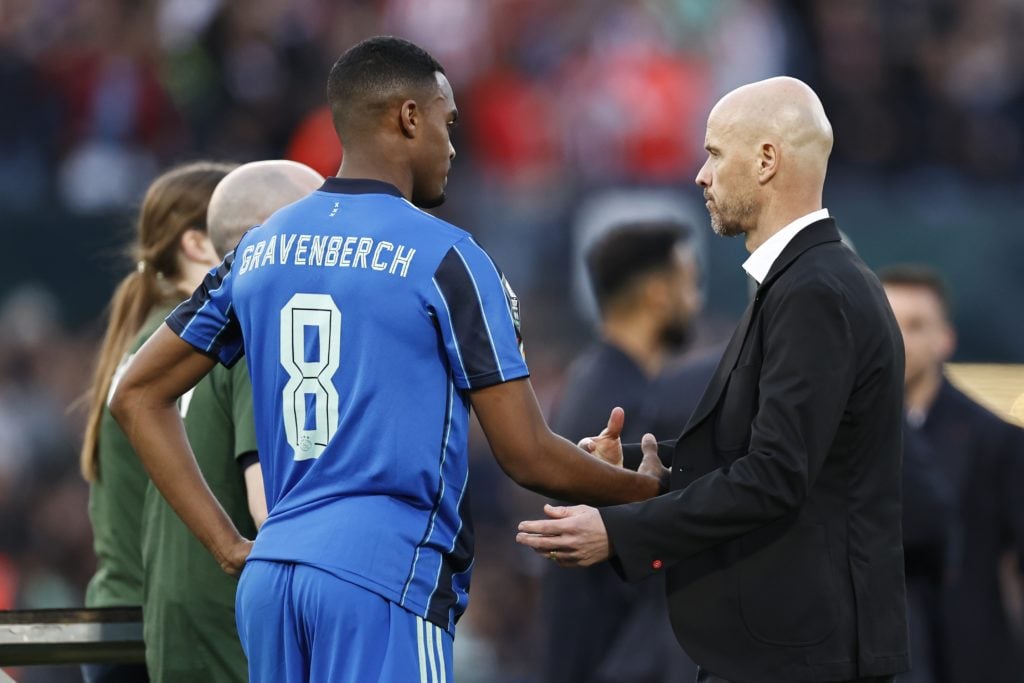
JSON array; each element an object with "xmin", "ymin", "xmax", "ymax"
[{"xmin": 81, "ymin": 161, "xmax": 234, "ymax": 683}]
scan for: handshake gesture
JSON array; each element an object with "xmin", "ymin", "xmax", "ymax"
[
  {"xmin": 516, "ymin": 407, "xmax": 668, "ymax": 567},
  {"xmin": 579, "ymin": 407, "xmax": 670, "ymax": 490}
]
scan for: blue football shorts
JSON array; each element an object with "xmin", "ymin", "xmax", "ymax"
[{"xmin": 236, "ymin": 559, "xmax": 454, "ymax": 683}]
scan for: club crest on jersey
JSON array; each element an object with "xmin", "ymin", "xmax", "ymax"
[{"xmin": 500, "ymin": 274, "xmax": 524, "ymax": 357}]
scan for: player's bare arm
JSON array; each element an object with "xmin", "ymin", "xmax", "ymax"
[
  {"xmin": 110, "ymin": 324, "xmax": 252, "ymax": 576},
  {"xmin": 471, "ymin": 378, "xmax": 662, "ymax": 505}
]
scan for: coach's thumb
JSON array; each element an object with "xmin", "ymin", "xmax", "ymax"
[
  {"xmin": 603, "ymin": 407, "xmax": 625, "ymax": 440},
  {"xmin": 544, "ymin": 503, "xmax": 571, "ymax": 519}
]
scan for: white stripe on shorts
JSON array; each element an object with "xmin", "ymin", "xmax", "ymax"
[
  {"xmin": 417, "ymin": 616, "xmax": 429, "ymax": 683},
  {"xmin": 424, "ymin": 617, "xmax": 439, "ymax": 682},
  {"xmin": 435, "ymin": 623, "xmax": 447, "ymax": 683}
]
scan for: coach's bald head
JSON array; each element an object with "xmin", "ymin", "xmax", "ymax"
[
  {"xmin": 207, "ymin": 160, "xmax": 324, "ymax": 258},
  {"xmin": 696, "ymin": 77, "xmax": 833, "ymax": 251}
]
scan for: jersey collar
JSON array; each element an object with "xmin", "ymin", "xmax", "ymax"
[{"xmin": 318, "ymin": 177, "xmax": 404, "ymax": 198}]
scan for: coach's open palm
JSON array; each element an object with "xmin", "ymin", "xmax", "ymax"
[{"xmin": 578, "ymin": 407, "xmax": 626, "ymax": 468}]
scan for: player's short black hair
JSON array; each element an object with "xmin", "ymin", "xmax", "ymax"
[
  {"xmin": 327, "ymin": 36, "xmax": 445, "ymax": 139},
  {"xmin": 586, "ymin": 221, "xmax": 693, "ymax": 313},
  {"xmin": 877, "ymin": 263, "xmax": 952, "ymax": 316}
]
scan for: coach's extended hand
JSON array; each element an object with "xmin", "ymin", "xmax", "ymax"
[{"xmin": 577, "ymin": 407, "xmax": 625, "ymax": 468}]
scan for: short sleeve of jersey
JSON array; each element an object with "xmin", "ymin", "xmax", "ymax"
[
  {"xmin": 429, "ymin": 238, "xmax": 529, "ymax": 390},
  {"xmin": 228, "ymin": 358, "xmax": 258, "ymax": 460},
  {"xmin": 166, "ymin": 252, "xmax": 245, "ymax": 367}
]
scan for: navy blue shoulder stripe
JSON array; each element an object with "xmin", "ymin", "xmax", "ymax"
[
  {"xmin": 433, "ymin": 246, "xmax": 500, "ymax": 384},
  {"xmin": 166, "ymin": 251, "xmax": 239, "ymax": 350}
]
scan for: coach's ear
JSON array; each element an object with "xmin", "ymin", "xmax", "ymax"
[
  {"xmin": 757, "ymin": 141, "xmax": 778, "ymax": 184},
  {"xmin": 399, "ymin": 100, "xmax": 419, "ymax": 139}
]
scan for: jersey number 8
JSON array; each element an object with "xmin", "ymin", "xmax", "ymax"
[{"xmin": 280, "ymin": 293, "xmax": 341, "ymax": 460}]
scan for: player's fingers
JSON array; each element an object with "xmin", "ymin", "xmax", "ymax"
[
  {"xmin": 641, "ymin": 432, "xmax": 657, "ymax": 452},
  {"xmin": 578, "ymin": 437, "xmax": 595, "ymax": 453}
]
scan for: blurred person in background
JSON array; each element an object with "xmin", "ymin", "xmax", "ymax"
[
  {"xmin": 541, "ymin": 220, "xmax": 702, "ymax": 683},
  {"xmin": 80, "ymin": 160, "xmax": 234, "ymax": 683},
  {"xmin": 881, "ymin": 264, "xmax": 1024, "ymax": 683},
  {"xmin": 896, "ymin": 424, "xmax": 957, "ymax": 683},
  {"xmin": 139, "ymin": 160, "xmax": 321, "ymax": 683}
]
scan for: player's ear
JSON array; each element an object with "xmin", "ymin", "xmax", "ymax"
[{"xmin": 399, "ymin": 99, "xmax": 418, "ymax": 139}]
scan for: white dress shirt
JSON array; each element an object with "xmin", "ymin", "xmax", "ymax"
[{"xmin": 742, "ymin": 208, "xmax": 830, "ymax": 284}]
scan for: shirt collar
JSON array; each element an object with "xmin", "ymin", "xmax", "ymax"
[
  {"xmin": 742, "ymin": 208, "xmax": 830, "ymax": 284},
  {"xmin": 317, "ymin": 177, "xmax": 404, "ymax": 197}
]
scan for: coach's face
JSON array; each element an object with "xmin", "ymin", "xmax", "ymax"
[
  {"xmin": 884, "ymin": 284, "xmax": 955, "ymax": 388},
  {"xmin": 410, "ymin": 72, "xmax": 457, "ymax": 209},
  {"xmin": 695, "ymin": 108, "xmax": 759, "ymax": 239}
]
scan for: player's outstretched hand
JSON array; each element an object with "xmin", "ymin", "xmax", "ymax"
[
  {"xmin": 219, "ymin": 537, "xmax": 254, "ymax": 577},
  {"xmin": 578, "ymin": 407, "xmax": 625, "ymax": 468},
  {"xmin": 638, "ymin": 433, "xmax": 670, "ymax": 494},
  {"xmin": 516, "ymin": 504, "xmax": 611, "ymax": 567}
]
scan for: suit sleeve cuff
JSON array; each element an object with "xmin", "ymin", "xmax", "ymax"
[{"xmin": 600, "ymin": 504, "xmax": 664, "ymax": 583}]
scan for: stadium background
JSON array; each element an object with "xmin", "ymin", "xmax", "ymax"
[{"xmin": 1, "ymin": 1, "xmax": 1022, "ymax": 680}]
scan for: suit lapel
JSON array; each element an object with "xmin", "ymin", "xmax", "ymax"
[
  {"xmin": 677, "ymin": 218, "xmax": 843, "ymax": 441},
  {"xmin": 680, "ymin": 295, "xmax": 757, "ymax": 437}
]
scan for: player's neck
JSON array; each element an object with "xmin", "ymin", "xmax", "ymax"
[
  {"xmin": 601, "ymin": 316, "xmax": 666, "ymax": 378},
  {"xmin": 335, "ymin": 153, "xmax": 413, "ymax": 201}
]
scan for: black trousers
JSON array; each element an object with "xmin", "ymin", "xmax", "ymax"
[{"xmin": 697, "ymin": 669, "xmax": 896, "ymax": 683}]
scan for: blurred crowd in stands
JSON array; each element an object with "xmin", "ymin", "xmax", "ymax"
[{"xmin": 2, "ymin": 0, "xmax": 1024, "ymax": 681}]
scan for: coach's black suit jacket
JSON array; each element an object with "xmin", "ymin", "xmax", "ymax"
[{"xmin": 601, "ymin": 219, "xmax": 910, "ymax": 682}]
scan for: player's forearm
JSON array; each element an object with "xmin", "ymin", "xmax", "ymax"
[
  {"xmin": 493, "ymin": 427, "xmax": 659, "ymax": 505},
  {"xmin": 472, "ymin": 379, "xmax": 659, "ymax": 504},
  {"xmin": 529, "ymin": 430, "xmax": 660, "ymax": 505},
  {"xmin": 112, "ymin": 390, "xmax": 248, "ymax": 566}
]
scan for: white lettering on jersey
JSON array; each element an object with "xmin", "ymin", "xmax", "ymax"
[{"xmin": 237, "ymin": 234, "xmax": 416, "ymax": 278}]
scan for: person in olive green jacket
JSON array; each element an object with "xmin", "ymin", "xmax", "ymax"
[
  {"xmin": 81, "ymin": 161, "xmax": 235, "ymax": 683},
  {"xmin": 140, "ymin": 160, "xmax": 323, "ymax": 683}
]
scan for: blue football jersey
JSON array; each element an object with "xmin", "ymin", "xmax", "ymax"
[{"xmin": 167, "ymin": 178, "xmax": 529, "ymax": 632}]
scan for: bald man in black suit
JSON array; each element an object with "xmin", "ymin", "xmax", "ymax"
[{"xmin": 519, "ymin": 77, "xmax": 909, "ymax": 683}]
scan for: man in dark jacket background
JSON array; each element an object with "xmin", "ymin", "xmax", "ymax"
[{"xmin": 882, "ymin": 264, "xmax": 1024, "ymax": 683}]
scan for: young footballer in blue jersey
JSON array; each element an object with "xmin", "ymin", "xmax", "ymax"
[{"xmin": 111, "ymin": 37, "xmax": 662, "ymax": 683}]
